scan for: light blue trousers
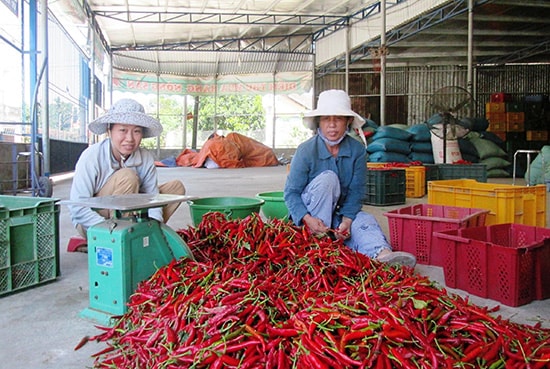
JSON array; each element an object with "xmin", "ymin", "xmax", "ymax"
[{"xmin": 301, "ymin": 170, "xmax": 391, "ymax": 258}]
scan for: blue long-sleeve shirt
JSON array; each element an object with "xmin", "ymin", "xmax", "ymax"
[
  {"xmin": 68, "ymin": 138, "xmax": 162, "ymax": 229},
  {"xmin": 284, "ymin": 134, "xmax": 367, "ymax": 225}
]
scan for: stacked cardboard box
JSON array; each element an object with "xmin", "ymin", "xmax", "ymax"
[
  {"xmin": 485, "ymin": 99, "xmax": 507, "ymax": 136},
  {"xmin": 485, "ymin": 94, "xmax": 548, "ymax": 175},
  {"xmin": 485, "ymin": 92, "xmax": 526, "ymax": 139}
]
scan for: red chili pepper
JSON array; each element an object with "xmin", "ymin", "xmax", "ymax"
[
  {"xmin": 323, "ymin": 344, "xmax": 363, "ymax": 367},
  {"xmin": 210, "ymin": 356, "xmax": 224, "ymax": 369},
  {"xmin": 88, "ymin": 216, "xmax": 550, "ymax": 369},
  {"xmin": 220, "ymin": 353, "xmax": 241, "ymax": 366},
  {"xmin": 461, "ymin": 343, "xmax": 485, "ymax": 363},
  {"xmin": 165, "ymin": 326, "xmax": 177, "ymax": 345},
  {"xmin": 73, "ymin": 335, "xmax": 90, "ymax": 351},
  {"xmin": 219, "ymin": 339, "xmax": 262, "ymax": 354},
  {"xmin": 91, "ymin": 345, "xmax": 115, "ymax": 358},
  {"xmin": 277, "ymin": 343, "xmax": 290, "ymax": 369},
  {"xmin": 266, "ymin": 326, "xmax": 299, "ymax": 338},
  {"xmin": 303, "ymin": 352, "xmax": 330, "ymax": 369},
  {"xmin": 382, "ymin": 323, "xmax": 411, "ymax": 341},
  {"xmin": 244, "ymin": 324, "xmax": 266, "ymax": 352}
]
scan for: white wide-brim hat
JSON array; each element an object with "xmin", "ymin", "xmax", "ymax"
[
  {"xmin": 88, "ymin": 98, "xmax": 163, "ymax": 138},
  {"xmin": 303, "ymin": 89, "xmax": 365, "ymax": 131}
]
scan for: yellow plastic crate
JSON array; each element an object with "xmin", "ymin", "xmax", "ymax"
[
  {"xmin": 405, "ymin": 166, "xmax": 426, "ymax": 198},
  {"xmin": 367, "ymin": 163, "xmax": 426, "ymax": 198},
  {"xmin": 428, "ymin": 179, "xmax": 546, "ymax": 226},
  {"xmin": 366, "ymin": 163, "xmax": 388, "ymax": 169}
]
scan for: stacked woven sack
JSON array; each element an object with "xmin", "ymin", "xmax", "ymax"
[
  {"xmin": 363, "ymin": 117, "xmax": 512, "ymax": 178},
  {"xmin": 407, "ymin": 123, "xmax": 435, "ymax": 164},
  {"xmin": 366, "ymin": 125, "xmax": 411, "ymax": 163},
  {"xmin": 458, "ymin": 117, "xmax": 511, "ymax": 178}
]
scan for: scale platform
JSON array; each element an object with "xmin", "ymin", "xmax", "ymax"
[
  {"xmin": 64, "ymin": 193, "xmax": 197, "ymax": 213},
  {"xmin": 61, "ymin": 194, "xmax": 197, "ymax": 325}
]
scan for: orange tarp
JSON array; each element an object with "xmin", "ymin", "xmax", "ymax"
[{"xmin": 175, "ymin": 133, "xmax": 279, "ymax": 168}]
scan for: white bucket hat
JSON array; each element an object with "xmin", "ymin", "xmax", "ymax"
[
  {"xmin": 303, "ymin": 89, "xmax": 365, "ymax": 131},
  {"xmin": 88, "ymin": 99, "xmax": 163, "ymax": 138}
]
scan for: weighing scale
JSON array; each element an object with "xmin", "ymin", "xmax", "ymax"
[{"xmin": 62, "ymin": 194, "xmax": 196, "ymax": 325}]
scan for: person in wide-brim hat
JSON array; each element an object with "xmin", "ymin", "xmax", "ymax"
[
  {"xmin": 88, "ymin": 98, "xmax": 163, "ymax": 138},
  {"xmin": 284, "ymin": 89, "xmax": 416, "ymax": 268},
  {"xmin": 67, "ymin": 98, "xmax": 184, "ymax": 247},
  {"xmin": 302, "ymin": 89, "xmax": 366, "ymax": 146}
]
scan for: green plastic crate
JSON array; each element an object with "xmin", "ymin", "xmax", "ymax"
[
  {"xmin": 363, "ymin": 169, "xmax": 406, "ymax": 206},
  {"xmin": 0, "ymin": 195, "xmax": 60, "ymax": 296}
]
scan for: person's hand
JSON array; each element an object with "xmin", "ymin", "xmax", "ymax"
[
  {"xmin": 302, "ymin": 214, "xmax": 329, "ymax": 235},
  {"xmin": 335, "ymin": 217, "xmax": 352, "ymax": 240}
]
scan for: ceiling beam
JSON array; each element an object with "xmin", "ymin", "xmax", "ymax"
[
  {"xmin": 392, "ymin": 40, "xmax": 531, "ymax": 48},
  {"xmin": 490, "ymin": 0, "xmax": 550, "ymax": 8},
  {"xmin": 104, "ymin": 1, "xmax": 405, "ymax": 53},
  {"xmin": 316, "ymin": 0, "xmax": 482, "ymax": 76},
  {"xmin": 84, "ymin": 0, "xmax": 550, "ymax": 77},
  {"xmin": 418, "ymin": 28, "xmax": 549, "ymax": 37},
  {"xmin": 480, "ymin": 39, "xmax": 550, "ymax": 65},
  {"xmin": 93, "ymin": 10, "xmax": 347, "ymax": 27},
  {"xmin": 473, "ymin": 14, "xmax": 550, "ymax": 24},
  {"xmin": 112, "ymin": 34, "xmax": 315, "ymax": 54}
]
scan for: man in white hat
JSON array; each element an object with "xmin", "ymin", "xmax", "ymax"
[
  {"xmin": 284, "ymin": 89, "xmax": 416, "ymax": 267},
  {"xmin": 68, "ymin": 98, "xmax": 185, "ymax": 241}
]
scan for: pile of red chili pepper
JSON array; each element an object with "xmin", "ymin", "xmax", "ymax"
[{"xmin": 81, "ymin": 212, "xmax": 550, "ymax": 368}]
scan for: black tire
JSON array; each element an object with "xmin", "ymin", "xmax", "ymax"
[{"xmin": 38, "ymin": 176, "xmax": 53, "ymax": 197}]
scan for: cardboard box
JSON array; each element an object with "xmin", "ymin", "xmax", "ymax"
[
  {"xmin": 485, "ymin": 102, "xmax": 506, "ymax": 113},
  {"xmin": 526, "ymin": 130, "xmax": 548, "ymax": 141}
]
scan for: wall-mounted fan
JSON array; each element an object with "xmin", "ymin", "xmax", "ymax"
[{"xmin": 425, "ymin": 86, "xmax": 475, "ymax": 163}]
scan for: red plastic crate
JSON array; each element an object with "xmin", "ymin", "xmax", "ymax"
[
  {"xmin": 537, "ymin": 241, "xmax": 550, "ymax": 301},
  {"xmin": 434, "ymin": 224, "xmax": 550, "ymax": 307},
  {"xmin": 384, "ymin": 204, "xmax": 489, "ymax": 266},
  {"xmin": 490, "ymin": 93, "xmax": 511, "ymax": 103}
]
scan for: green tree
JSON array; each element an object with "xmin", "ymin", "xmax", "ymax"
[
  {"xmin": 198, "ymin": 95, "xmax": 265, "ymax": 132},
  {"xmin": 142, "ymin": 96, "xmax": 190, "ymax": 148},
  {"xmin": 139, "ymin": 94, "xmax": 266, "ymax": 149}
]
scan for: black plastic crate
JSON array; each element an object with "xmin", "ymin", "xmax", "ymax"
[
  {"xmin": 424, "ymin": 163, "xmax": 488, "ymax": 185},
  {"xmin": 363, "ymin": 169, "xmax": 406, "ymax": 206},
  {"xmin": 424, "ymin": 164, "xmax": 440, "ymax": 184},
  {"xmin": 437, "ymin": 163, "xmax": 487, "ymax": 182}
]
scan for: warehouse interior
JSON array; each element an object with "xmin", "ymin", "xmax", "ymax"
[
  {"xmin": 2, "ymin": 0, "xmax": 549, "ymax": 177},
  {"xmin": 1, "ymin": 0, "xmax": 550, "ymax": 368},
  {"xmin": 51, "ymin": 0, "xmax": 550, "ymax": 78}
]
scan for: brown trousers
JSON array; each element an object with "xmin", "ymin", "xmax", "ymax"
[{"xmin": 76, "ymin": 168, "xmax": 185, "ymax": 238}]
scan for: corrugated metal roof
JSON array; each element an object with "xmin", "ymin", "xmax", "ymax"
[
  {"xmin": 111, "ymin": 50, "xmax": 314, "ymax": 76},
  {"xmin": 48, "ymin": 0, "xmax": 550, "ymax": 77}
]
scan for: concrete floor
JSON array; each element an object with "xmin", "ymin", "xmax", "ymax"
[{"xmin": 0, "ymin": 165, "xmax": 549, "ymax": 369}]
